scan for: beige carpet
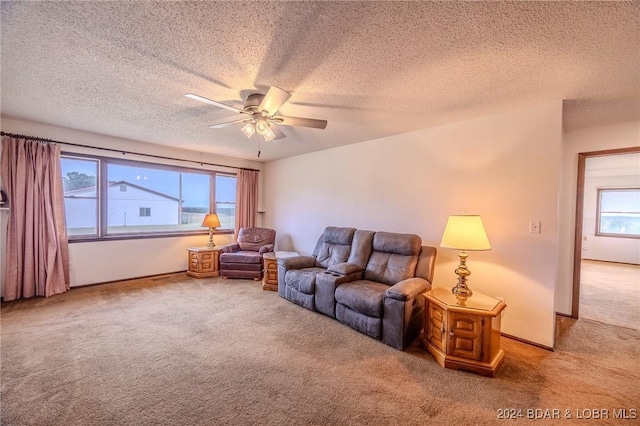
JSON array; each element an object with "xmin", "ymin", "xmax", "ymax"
[
  {"xmin": 580, "ymin": 260, "xmax": 640, "ymax": 330},
  {"xmin": 1, "ymin": 274, "xmax": 639, "ymax": 425}
]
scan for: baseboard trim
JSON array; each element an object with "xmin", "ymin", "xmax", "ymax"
[
  {"xmin": 71, "ymin": 270, "xmax": 187, "ymax": 290},
  {"xmin": 581, "ymin": 259, "xmax": 639, "ymax": 266},
  {"xmin": 501, "ymin": 332, "xmax": 554, "ymax": 352}
]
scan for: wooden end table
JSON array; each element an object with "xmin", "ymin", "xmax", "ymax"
[
  {"xmin": 186, "ymin": 246, "xmax": 221, "ymax": 278},
  {"xmin": 421, "ymin": 287, "xmax": 506, "ymax": 377},
  {"xmin": 262, "ymin": 251, "xmax": 298, "ymax": 291}
]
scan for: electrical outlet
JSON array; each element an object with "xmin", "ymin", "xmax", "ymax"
[{"xmin": 529, "ymin": 221, "xmax": 541, "ymax": 234}]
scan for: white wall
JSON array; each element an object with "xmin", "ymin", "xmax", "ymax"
[
  {"xmin": 264, "ymin": 101, "xmax": 563, "ymax": 348},
  {"xmin": 581, "ymin": 158, "xmax": 640, "ymax": 264},
  {"xmin": 0, "ymin": 116, "xmax": 263, "ymax": 288},
  {"xmin": 556, "ymin": 121, "xmax": 640, "ymax": 316}
]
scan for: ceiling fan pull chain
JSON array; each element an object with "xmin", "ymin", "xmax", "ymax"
[{"xmin": 257, "ymin": 140, "xmax": 261, "ymax": 158}]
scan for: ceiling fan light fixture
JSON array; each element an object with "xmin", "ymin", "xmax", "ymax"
[
  {"xmin": 264, "ymin": 127, "xmax": 276, "ymax": 141},
  {"xmin": 241, "ymin": 123, "xmax": 255, "ymax": 138},
  {"xmin": 255, "ymin": 119, "xmax": 270, "ymax": 136}
]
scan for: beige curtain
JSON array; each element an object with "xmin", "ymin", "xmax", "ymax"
[
  {"xmin": 235, "ymin": 169, "xmax": 258, "ymax": 233},
  {"xmin": 0, "ymin": 137, "xmax": 70, "ymax": 301}
]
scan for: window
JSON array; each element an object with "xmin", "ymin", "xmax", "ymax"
[
  {"xmin": 596, "ymin": 188, "xmax": 640, "ymax": 238},
  {"xmin": 216, "ymin": 175, "xmax": 236, "ymax": 229},
  {"xmin": 62, "ymin": 157, "xmax": 99, "ymax": 237},
  {"xmin": 61, "ymin": 153, "xmax": 236, "ymax": 240}
]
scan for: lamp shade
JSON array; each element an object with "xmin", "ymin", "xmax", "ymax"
[
  {"xmin": 201, "ymin": 213, "xmax": 221, "ymax": 228},
  {"xmin": 440, "ymin": 215, "xmax": 491, "ymax": 251}
]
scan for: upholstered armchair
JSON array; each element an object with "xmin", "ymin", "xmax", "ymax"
[
  {"xmin": 334, "ymin": 232, "xmax": 437, "ymax": 350},
  {"xmin": 219, "ymin": 227, "xmax": 276, "ymax": 280}
]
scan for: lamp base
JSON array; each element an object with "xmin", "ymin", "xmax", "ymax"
[
  {"xmin": 207, "ymin": 228, "xmax": 215, "ymax": 248},
  {"xmin": 451, "ymin": 250, "xmax": 473, "ymax": 301}
]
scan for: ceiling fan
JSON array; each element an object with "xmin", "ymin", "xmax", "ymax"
[{"xmin": 185, "ymin": 86, "xmax": 327, "ymax": 142}]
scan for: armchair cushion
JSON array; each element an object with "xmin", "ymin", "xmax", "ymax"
[
  {"xmin": 220, "ymin": 251, "xmax": 262, "ymax": 264},
  {"xmin": 237, "ymin": 227, "xmax": 276, "ymax": 252}
]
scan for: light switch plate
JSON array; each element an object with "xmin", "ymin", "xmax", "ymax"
[{"xmin": 530, "ymin": 221, "xmax": 541, "ymax": 234}]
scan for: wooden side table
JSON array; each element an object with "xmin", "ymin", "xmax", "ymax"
[
  {"xmin": 186, "ymin": 247, "xmax": 221, "ymax": 278},
  {"xmin": 421, "ymin": 287, "xmax": 506, "ymax": 377},
  {"xmin": 262, "ymin": 251, "xmax": 298, "ymax": 291}
]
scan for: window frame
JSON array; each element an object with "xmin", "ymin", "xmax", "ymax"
[
  {"xmin": 595, "ymin": 187, "xmax": 640, "ymax": 239},
  {"xmin": 61, "ymin": 152, "xmax": 236, "ymax": 242}
]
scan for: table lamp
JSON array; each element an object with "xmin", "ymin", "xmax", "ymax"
[
  {"xmin": 201, "ymin": 213, "xmax": 221, "ymax": 248},
  {"xmin": 440, "ymin": 215, "xmax": 491, "ymax": 300}
]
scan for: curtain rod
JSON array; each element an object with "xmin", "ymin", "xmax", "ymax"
[{"xmin": 0, "ymin": 131, "xmax": 260, "ymax": 172}]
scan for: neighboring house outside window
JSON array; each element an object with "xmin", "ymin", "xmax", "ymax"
[
  {"xmin": 596, "ymin": 188, "xmax": 640, "ymax": 238},
  {"xmin": 61, "ymin": 154, "xmax": 237, "ymax": 240}
]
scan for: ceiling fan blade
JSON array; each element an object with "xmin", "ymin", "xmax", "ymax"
[
  {"xmin": 208, "ymin": 117, "xmax": 250, "ymax": 129},
  {"xmin": 270, "ymin": 124, "xmax": 286, "ymax": 140},
  {"xmin": 274, "ymin": 115, "xmax": 328, "ymax": 129},
  {"xmin": 258, "ymin": 86, "xmax": 291, "ymax": 115},
  {"xmin": 185, "ymin": 93, "xmax": 248, "ymax": 114}
]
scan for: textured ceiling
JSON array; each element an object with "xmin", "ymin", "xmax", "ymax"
[{"xmin": 1, "ymin": 1, "xmax": 639, "ymax": 161}]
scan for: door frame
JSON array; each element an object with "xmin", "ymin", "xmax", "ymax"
[{"xmin": 571, "ymin": 146, "xmax": 640, "ymax": 318}]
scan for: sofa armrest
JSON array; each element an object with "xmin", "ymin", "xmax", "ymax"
[
  {"xmin": 327, "ymin": 262, "xmax": 363, "ymax": 276},
  {"xmin": 219, "ymin": 243, "xmax": 240, "ymax": 254},
  {"xmin": 259, "ymin": 244, "xmax": 275, "ymax": 254},
  {"xmin": 385, "ymin": 278, "xmax": 431, "ymax": 302},
  {"xmin": 277, "ymin": 255, "xmax": 315, "ymax": 270},
  {"xmin": 315, "ymin": 270, "xmax": 363, "ymax": 318}
]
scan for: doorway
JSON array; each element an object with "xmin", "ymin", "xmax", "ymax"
[{"xmin": 571, "ymin": 147, "xmax": 640, "ymax": 325}]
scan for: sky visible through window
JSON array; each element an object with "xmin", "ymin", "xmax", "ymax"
[{"xmin": 61, "ymin": 159, "xmax": 236, "ymax": 208}]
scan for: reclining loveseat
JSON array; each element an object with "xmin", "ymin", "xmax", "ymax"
[{"xmin": 278, "ymin": 226, "xmax": 437, "ymax": 350}]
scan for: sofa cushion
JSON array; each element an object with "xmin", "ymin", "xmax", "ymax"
[
  {"xmin": 315, "ymin": 244, "xmax": 351, "ymax": 269},
  {"xmin": 336, "ymin": 304, "xmax": 382, "ymax": 340},
  {"xmin": 364, "ymin": 252, "xmax": 419, "ymax": 286},
  {"xmin": 286, "ymin": 287, "xmax": 315, "ymax": 311},
  {"xmin": 220, "ymin": 251, "xmax": 262, "ymax": 264},
  {"xmin": 323, "ymin": 226, "xmax": 356, "ymax": 245},
  {"xmin": 335, "ymin": 280, "xmax": 388, "ymax": 318},
  {"xmin": 363, "ymin": 232, "xmax": 422, "ymax": 286},
  {"xmin": 313, "ymin": 227, "xmax": 356, "ymax": 269},
  {"xmin": 285, "ymin": 267, "xmax": 325, "ymax": 294},
  {"xmin": 372, "ymin": 232, "xmax": 421, "ymax": 256}
]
